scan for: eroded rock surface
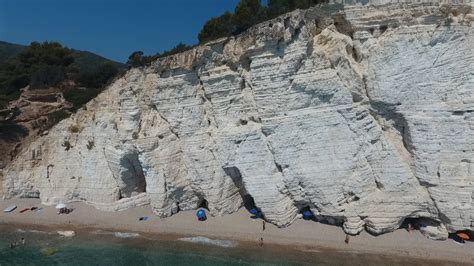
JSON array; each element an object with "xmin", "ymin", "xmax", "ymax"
[{"xmin": 3, "ymin": 0, "xmax": 473, "ymax": 234}]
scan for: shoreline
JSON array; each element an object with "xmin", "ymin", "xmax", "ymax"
[{"xmin": 1, "ymin": 199, "xmax": 473, "ymax": 264}]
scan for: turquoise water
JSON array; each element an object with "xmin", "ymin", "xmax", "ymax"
[{"xmin": 0, "ymin": 228, "xmax": 457, "ymax": 266}]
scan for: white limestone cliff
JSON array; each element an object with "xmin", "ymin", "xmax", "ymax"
[{"xmin": 2, "ymin": 0, "xmax": 473, "ymax": 235}]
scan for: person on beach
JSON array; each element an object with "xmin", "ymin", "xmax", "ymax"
[
  {"xmin": 345, "ymin": 234, "xmax": 350, "ymax": 244},
  {"xmin": 407, "ymin": 223, "xmax": 413, "ymax": 232},
  {"xmin": 259, "ymin": 237, "xmax": 264, "ymax": 247},
  {"xmin": 262, "ymin": 220, "xmax": 266, "ymax": 231}
]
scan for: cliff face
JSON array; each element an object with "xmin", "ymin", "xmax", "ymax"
[{"xmin": 3, "ymin": 1, "xmax": 473, "ymax": 235}]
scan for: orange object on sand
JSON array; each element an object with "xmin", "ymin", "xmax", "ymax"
[{"xmin": 457, "ymin": 233, "xmax": 470, "ymax": 240}]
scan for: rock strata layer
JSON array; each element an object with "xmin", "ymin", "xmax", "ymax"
[{"xmin": 3, "ymin": 0, "xmax": 473, "ymax": 235}]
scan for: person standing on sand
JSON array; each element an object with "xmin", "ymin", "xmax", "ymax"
[
  {"xmin": 345, "ymin": 234, "xmax": 350, "ymax": 244},
  {"xmin": 262, "ymin": 220, "xmax": 266, "ymax": 231}
]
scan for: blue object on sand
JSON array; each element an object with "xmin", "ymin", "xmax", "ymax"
[
  {"xmin": 249, "ymin": 208, "xmax": 259, "ymax": 215},
  {"xmin": 139, "ymin": 216, "xmax": 149, "ymax": 221},
  {"xmin": 196, "ymin": 209, "xmax": 206, "ymax": 221},
  {"xmin": 302, "ymin": 210, "xmax": 313, "ymax": 220}
]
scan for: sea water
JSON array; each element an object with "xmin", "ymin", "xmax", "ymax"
[{"xmin": 0, "ymin": 228, "xmax": 457, "ymax": 266}]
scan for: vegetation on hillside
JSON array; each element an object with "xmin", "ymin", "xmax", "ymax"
[
  {"xmin": 126, "ymin": 43, "xmax": 193, "ymax": 68},
  {"xmin": 127, "ymin": 0, "xmax": 327, "ymax": 69},
  {"xmin": 0, "ymin": 41, "xmax": 123, "ymax": 109},
  {"xmin": 0, "ymin": 41, "xmax": 25, "ymax": 64},
  {"xmin": 198, "ymin": 0, "xmax": 328, "ymax": 43}
]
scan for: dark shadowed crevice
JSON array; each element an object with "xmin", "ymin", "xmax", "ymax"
[
  {"xmin": 369, "ymin": 101, "xmax": 413, "ymax": 152},
  {"xmin": 224, "ymin": 166, "xmax": 259, "ymax": 212},
  {"xmin": 199, "ymin": 198, "xmax": 209, "ymax": 210},
  {"xmin": 333, "ymin": 13, "xmax": 354, "ymax": 39},
  {"xmin": 275, "ymin": 161, "xmax": 284, "ymax": 173},
  {"xmin": 241, "ymin": 56, "xmax": 252, "ymax": 72}
]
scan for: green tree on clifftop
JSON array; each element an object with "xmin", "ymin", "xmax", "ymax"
[
  {"xmin": 198, "ymin": 12, "xmax": 235, "ymax": 43},
  {"xmin": 233, "ymin": 0, "xmax": 264, "ymax": 34}
]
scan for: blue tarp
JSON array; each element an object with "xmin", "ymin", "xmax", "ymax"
[{"xmin": 302, "ymin": 210, "xmax": 313, "ymax": 220}]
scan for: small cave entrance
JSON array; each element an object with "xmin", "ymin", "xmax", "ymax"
[
  {"xmin": 399, "ymin": 217, "xmax": 440, "ymax": 231},
  {"xmin": 401, "ymin": 217, "xmax": 473, "ymax": 243},
  {"xmin": 224, "ymin": 166, "xmax": 262, "ymax": 218},
  {"xmin": 117, "ymin": 152, "xmax": 147, "ymax": 199},
  {"xmin": 199, "ymin": 198, "xmax": 209, "ymax": 210},
  {"xmin": 315, "ymin": 216, "xmax": 344, "ymax": 226},
  {"xmin": 400, "ymin": 217, "xmax": 419, "ymax": 230}
]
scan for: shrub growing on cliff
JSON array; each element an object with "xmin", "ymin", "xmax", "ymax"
[
  {"xmin": 127, "ymin": 51, "xmax": 145, "ymax": 68},
  {"xmin": 86, "ymin": 140, "xmax": 94, "ymax": 150},
  {"xmin": 68, "ymin": 124, "xmax": 80, "ymax": 133},
  {"xmin": 126, "ymin": 43, "xmax": 193, "ymax": 68},
  {"xmin": 198, "ymin": 12, "xmax": 235, "ymax": 43},
  {"xmin": 62, "ymin": 140, "xmax": 72, "ymax": 151}
]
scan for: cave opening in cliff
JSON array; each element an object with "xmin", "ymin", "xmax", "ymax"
[
  {"xmin": 399, "ymin": 217, "xmax": 444, "ymax": 233},
  {"xmin": 223, "ymin": 166, "xmax": 261, "ymax": 214},
  {"xmin": 116, "ymin": 152, "xmax": 147, "ymax": 199},
  {"xmin": 199, "ymin": 198, "xmax": 209, "ymax": 210},
  {"xmin": 300, "ymin": 206, "xmax": 315, "ymax": 221}
]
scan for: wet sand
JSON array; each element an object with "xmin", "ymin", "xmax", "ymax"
[{"xmin": 1, "ymin": 198, "xmax": 473, "ymax": 264}]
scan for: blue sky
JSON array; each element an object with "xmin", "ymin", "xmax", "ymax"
[{"xmin": 0, "ymin": 0, "xmax": 246, "ymax": 62}]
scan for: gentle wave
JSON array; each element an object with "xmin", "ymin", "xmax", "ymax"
[
  {"xmin": 90, "ymin": 229, "xmax": 112, "ymax": 235},
  {"xmin": 178, "ymin": 236, "xmax": 237, "ymax": 248},
  {"xmin": 16, "ymin": 229, "xmax": 50, "ymax": 234},
  {"xmin": 114, "ymin": 232, "xmax": 140, "ymax": 238}
]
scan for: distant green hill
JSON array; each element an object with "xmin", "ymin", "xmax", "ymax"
[
  {"xmin": 70, "ymin": 49, "xmax": 124, "ymax": 75},
  {"xmin": 0, "ymin": 41, "xmax": 26, "ymax": 64},
  {"xmin": 0, "ymin": 41, "xmax": 125, "ymax": 109},
  {"xmin": 0, "ymin": 40, "xmax": 124, "ymax": 68}
]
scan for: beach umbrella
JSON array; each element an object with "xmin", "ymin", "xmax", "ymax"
[
  {"xmin": 302, "ymin": 210, "xmax": 313, "ymax": 220},
  {"xmin": 457, "ymin": 233, "xmax": 470, "ymax": 240},
  {"xmin": 196, "ymin": 209, "xmax": 206, "ymax": 220},
  {"xmin": 55, "ymin": 203, "xmax": 66, "ymax": 209},
  {"xmin": 248, "ymin": 208, "xmax": 259, "ymax": 215}
]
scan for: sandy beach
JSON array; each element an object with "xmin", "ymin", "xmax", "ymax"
[{"xmin": 1, "ymin": 198, "xmax": 473, "ymax": 264}]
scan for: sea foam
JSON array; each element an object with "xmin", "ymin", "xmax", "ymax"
[
  {"xmin": 16, "ymin": 229, "xmax": 50, "ymax": 234},
  {"xmin": 178, "ymin": 236, "xmax": 237, "ymax": 248},
  {"xmin": 114, "ymin": 232, "xmax": 140, "ymax": 238}
]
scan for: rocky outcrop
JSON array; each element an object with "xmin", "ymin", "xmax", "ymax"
[
  {"xmin": 0, "ymin": 85, "xmax": 73, "ymax": 169},
  {"xmin": 2, "ymin": 0, "xmax": 473, "ymax": 235}
]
